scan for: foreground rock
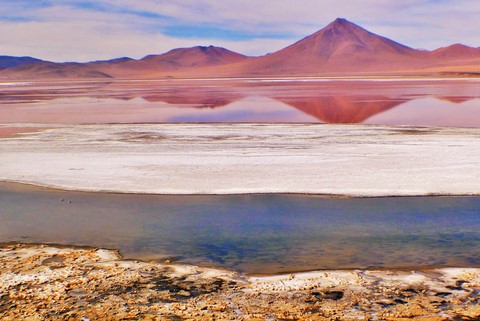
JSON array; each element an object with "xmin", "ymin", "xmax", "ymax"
[
  {"xmin": 1, "ymin": 124, "xmax": 480, "ymax": 196},
  {"xmin": 1, "ymin": 244, "xmax": 480, "ymax": 320}
]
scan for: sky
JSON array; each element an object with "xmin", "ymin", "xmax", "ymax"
[{"xmin": 1, "ymin": 0, "xmax": 479, "ymax": 62}]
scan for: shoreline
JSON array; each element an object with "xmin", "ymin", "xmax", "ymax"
[
  {"xmin": 4, "ymin": 240, "xmax": 480, "ymax": 277},
  {"xmin": 2, "ymin": 243, "xmax": 480, "ymax": 320},
  {"xmin": 1, "ymin": 74, "xmax": 480, "ymax": 83},
  {"xmin": 2, "ymin": 179, "xmax": 480, "ymax": 198}
]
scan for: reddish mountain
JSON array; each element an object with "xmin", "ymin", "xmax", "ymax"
[
  {"xmin": 430, "ymin": 44, "xmax": 480, "ymax": 60},
  {"xmin": 141, "ymin": 46, "xmax": 247, "ymax": 68},
  {"xmin": 90, "ymin": 46, "xmax": 249, "ymax": 78},
  {"xmin": 227, "ymin": 18, "xmax": 429, "ymax": 76},
  {"xmin": 2, "ymin": 18, "xmax": 480, "ymax": 79}
]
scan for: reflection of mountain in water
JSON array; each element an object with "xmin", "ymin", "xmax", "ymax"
[
  {"xmin": 2, "ymin": 81, "xmax": 480, "ymax": 125},
  {"xmin": 437, "ymin": 97, "xmax": 475, "ymax": 104},
  {"xmin": 141, "ymin": 88, "xmax": 245, "ymax": 108},
  {"xmin": 0, "ymin": 83, "xmax": 244, "ymax": 109},
  {"xmin": 275, "ymin": 96, "xmax": 409, "ymax": 123}
]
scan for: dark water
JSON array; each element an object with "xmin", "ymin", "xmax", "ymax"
[
  {"xmin": 1, "ymin": 79, "xmax": 480, "ymax": 127},
  {"xmin": 1, "ymin": 183, "xmax": 480, "ymax": 273}
]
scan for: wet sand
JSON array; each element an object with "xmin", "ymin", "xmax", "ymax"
[
  {"xmin": 1, "ymin": 243, "xmax": 480, "ymax": 320},
  {"xmin": 1, "ymin": 123, "xmax": 480, "ymax": 196}
]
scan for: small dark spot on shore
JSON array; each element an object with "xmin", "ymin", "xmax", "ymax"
[
  {"xmin": 436, "ymin": 292, "xmax": 452, "ymax": 298},
  {"xmin": 394, "ymin": 298, "xmax": 407, "ymax": 304},
  {"xmin": 311, "ymin": 291, "xmax": 344, "ymax": 301},
  {"xmin": 446, "ymin": 280, "xmax": 466, "ymax": 291}
]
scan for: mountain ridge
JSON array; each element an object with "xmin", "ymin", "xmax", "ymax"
[{"xmin": 1, "ymin": 18, "xmax": 480, "ymax": 79}]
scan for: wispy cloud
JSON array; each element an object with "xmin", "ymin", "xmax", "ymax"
[{"xmin": 0, "ymin": 0, "xmax": 478, "ymax": 62}]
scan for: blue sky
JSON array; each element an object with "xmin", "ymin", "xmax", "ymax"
[{"xmin": 0, "ymin": 0, "xmax": 479, "ymax": 62}]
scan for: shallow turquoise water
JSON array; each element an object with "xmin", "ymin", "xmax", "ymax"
[{"xmin": 1, "ymin": 183, "xmax": 480, "ymax": 273}]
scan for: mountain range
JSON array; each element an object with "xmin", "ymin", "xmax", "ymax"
[{"xmin": 1, "ymin": 18, "xmax": 480, "ymax": 79}]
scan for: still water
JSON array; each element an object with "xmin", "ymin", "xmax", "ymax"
[
  {"xmin": 1, "ymin": 183, "xmax": 480, "ymax": 274},
  {"xmin": 1, "ymin": 78, "xmax": 480, "ymax": 127}
]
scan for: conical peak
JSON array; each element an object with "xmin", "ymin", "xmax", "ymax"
[
  {"xmin": 306, "ymin": 18, "xmax": 371, "ymax": 47},
  {"xmin": 324, "ymin": 18, "xmax": 364, "ymax": 33},
  {"xmin": 332, "ymin": 17, "xmax": 349, "ymax": 25}
]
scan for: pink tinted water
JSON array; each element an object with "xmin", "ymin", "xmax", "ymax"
[{"xmin": 0, "ymin": 79, "xmax": 480, "ymax": 127}]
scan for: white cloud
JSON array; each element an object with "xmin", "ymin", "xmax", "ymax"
[{"xmin": 0, "ymin": 0, "xmax": 479, "ymax": 61}]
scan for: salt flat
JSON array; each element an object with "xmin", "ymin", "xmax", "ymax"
[{"xmin": 0, "ymin": 123, "xmax": 479, "ymax": 196}]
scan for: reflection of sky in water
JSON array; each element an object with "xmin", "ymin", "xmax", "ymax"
[
  {"xmin": 2, "ymin": 183, "xmax": 480, "ymax": 273},
  {"xmin": 366, "ymin": 97, "xmax": 480, "ymax": 127},
  {"xmin": 1, "ymin": 80, "xmax": 480, "ymax": 126}
]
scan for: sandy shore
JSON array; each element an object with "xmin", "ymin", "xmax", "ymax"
[
  {"xmin": 1, "ymin": 123, "xmax": 480, "ymax": 196},
  {"xmin": 1, "ymin": 243, "xmax": 480, "ymax": 320}
]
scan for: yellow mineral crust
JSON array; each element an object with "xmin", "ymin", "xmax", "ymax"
[{"xmin": 1, "ymin": 244, "xmax": 480, "ymax": 320}]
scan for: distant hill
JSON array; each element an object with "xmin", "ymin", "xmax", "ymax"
[
  {"xmin": 0, "ymin": 56, "xmax": 43, "ymax": 69},
  {"xmin": 1, "ymin": 18, "xmax": 480, "ymax": 79},
  {"xmin": 430, "ymin": 44, "xmax": 480, "ymax": 60},
  {"xmin": 0, "ymin": 61, "xmax": 113, "ymax": 79},
  {"xmin": 141, "ymin": 46, "xmax": 248, "ymax": 68},
  {"xmin": 88, "ymin": 46, "xmax": 249, "ymax": 78}
]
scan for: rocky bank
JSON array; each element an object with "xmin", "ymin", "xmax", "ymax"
[{"xmin": 1, "ymin": 244, "xmax": 480, "ymax": 320}]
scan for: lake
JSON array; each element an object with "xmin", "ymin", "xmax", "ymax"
[
  {"xmin": 1, "ymin": 78, "xmax": 480, "ymax": 127},
  {"xmin": 2, "ymin": 78, "xmax": 480, "ymax": 274},
  {"xmin": 2, "ymin": 182, "xmax": 480, "ymax": 274}
]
